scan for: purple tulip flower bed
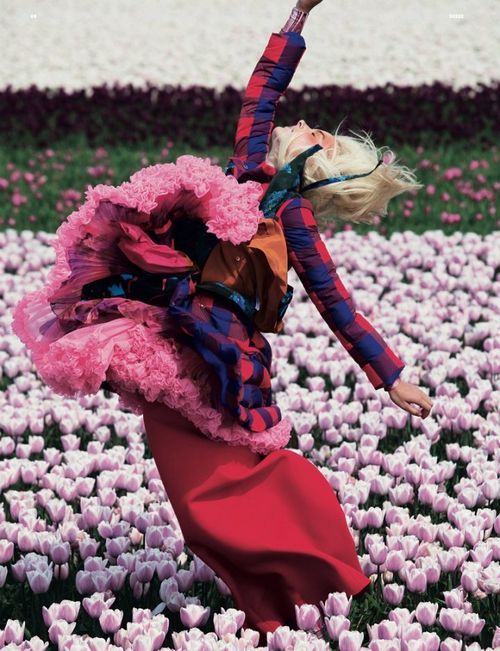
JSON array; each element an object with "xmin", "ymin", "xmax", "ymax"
[
  {"xmin": 0, "ymin": 208, "xmax": 499, "ymax": 648},
  {"xmin": 0, "ymin": 81, "xmax": 499, "ymax": 150}
]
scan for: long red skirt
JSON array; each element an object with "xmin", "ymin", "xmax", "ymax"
[{"xmin": 142, "ymin": 400, "xmax": 371, "ymax": 641}]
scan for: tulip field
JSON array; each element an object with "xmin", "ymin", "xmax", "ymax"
[{"xmin": 0, "ymin": 1, "xmax": 499, "ymax": 649}]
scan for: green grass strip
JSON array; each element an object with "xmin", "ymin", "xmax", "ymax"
[{"xmin": 0, "ymin": 132, "xmax": 497, "ymax": 236}]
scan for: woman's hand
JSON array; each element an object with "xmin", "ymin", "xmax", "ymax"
[
  {"xmin": 295, "ymin": 0, "xmax": 324, "ymax": 12},
  {"xmin": 388, "ymin": 381, "xmax": 433, "ymax": 418}
]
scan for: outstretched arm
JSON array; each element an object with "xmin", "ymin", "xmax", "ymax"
[
  {"xmin": 225, "ymin": 4, "xmax": 317, "ymax": 181},
  {"xmin": 280, "ymin": 197, "xmax": 435, "ymax": 418},
  {"xmin": 278, "ymin": 196, "xmax": 406, "ymax": 391}
]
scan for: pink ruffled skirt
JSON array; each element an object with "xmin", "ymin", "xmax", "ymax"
[{"xmin": 11, "ymin": 156, "xmax": 292, "ymax": 454}]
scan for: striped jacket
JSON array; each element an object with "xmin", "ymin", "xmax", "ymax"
[{"xmin": 225, "ymin": 30, "xmax": 405, "ymax": 391}]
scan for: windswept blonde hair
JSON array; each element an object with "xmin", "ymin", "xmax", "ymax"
[{"xmin": 265, "ymin": 119, "xmax": 423, "ymax": 226}]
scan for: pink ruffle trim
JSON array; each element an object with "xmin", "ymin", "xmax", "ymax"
[
  {"xmin": 24, "ymin": 155, "xmax": 264, "ymax": 316},
  {"xmin": 11, "ymin": 156, "xmax": 292, "ymax": 455}
]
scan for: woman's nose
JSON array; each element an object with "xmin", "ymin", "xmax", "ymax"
[{"xmin": 297, "ymin": 120, "xmax": 305, "ymax": 129}]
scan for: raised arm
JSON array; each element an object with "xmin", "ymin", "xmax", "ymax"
[
  {"xmin": 277, "ymin": 196, "xmax": 406, "ymax": 391},
  {"xmin": 224, "ymin": 6, "xmax": 310, "ymax": 181}
]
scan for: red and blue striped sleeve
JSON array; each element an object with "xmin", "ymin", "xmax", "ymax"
[
  {"xmin": 225, "ymin": 31, "xmax": 306, "ymax": 182},
  {"xmin": 278, "ymin": 196, "xmax": 405, "ymax": 390}
]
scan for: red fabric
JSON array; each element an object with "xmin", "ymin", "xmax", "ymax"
[
  {"xmin": 116, "ymin": 222, "xmax": 194, "ymax": 274},
  {"xmin": 143, "ymin": 400, "xmax": 371, "ymax": 642}
]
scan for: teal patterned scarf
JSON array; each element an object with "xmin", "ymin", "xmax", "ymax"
[{"xmin": 259, "ymin": 143, "xmax": 383, "ymax": 218}]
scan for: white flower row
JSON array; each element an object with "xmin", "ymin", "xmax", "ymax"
[{"xmin": 1, "ymin": 0, "xmax": 499, "ymax": 92}]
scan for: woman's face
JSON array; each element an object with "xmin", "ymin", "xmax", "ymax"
[{"xmin": 271, "ymin": 119, "xmax": 336, "ymax": 151}]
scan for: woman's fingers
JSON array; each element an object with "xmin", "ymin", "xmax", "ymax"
[
  {"xmin": 391, "ymin": 393, "xmax": 432, "ymax": 418},
  {"xmin": 401, "ymin": 400, "xmax": 423, "ymax": 417},
  {"xmin": 419, "ymin": 393, "xmax": 433, "ymax": 416},
  {"xmin": 388, "ymin": 382, "xmax": 434, "ymax": 419}
]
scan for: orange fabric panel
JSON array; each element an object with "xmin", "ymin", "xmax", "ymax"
[{"xmin": 200, "ymin": 218, "xmax": 289, "ymax": 333}]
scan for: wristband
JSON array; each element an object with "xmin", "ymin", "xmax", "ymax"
[
  {"xmin": 280, "ymin": 7, "xmax": 309, "ymax": 34},
  {"xmin": 385, "ymin": 376, "xmax": 402, "ymax": 392}
]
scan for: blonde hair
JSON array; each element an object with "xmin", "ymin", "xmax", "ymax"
[{"xmin": 265, "ymin": 119, "xmax": 423, "ymax": 226}]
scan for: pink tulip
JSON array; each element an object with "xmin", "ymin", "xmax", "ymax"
[
  {"xmin": 270, "ymin": 626, "xmax": 295, "ymax": 649},
  {"xmin": 133, "ymin": 561, "xmax": 156, "ymax": 585},
  {"xmin": 42, "ymin": 600, "xmax": 81, "ymax": 627},
  {"xmin": 365, "ymin": 641, "xmax": 400, "ymax": 651},
  {"xmin": 374, "ymin": 618, "xmax": 398, "ymax": 640},
  {"xmin": 382, "ymin": 583, "xmax": 404, "ymax": 606},
  {"xmin": 82, "ymin": 593, "xmax": 116, "ymax": 619},
  {"xmin": 437, "ymin": 550, "xmax": 461, "ymax": 573},
  {"xmin": 417, "ymin": 483, "xmax": 436, "ymax": 505},
  {"xmin": 79, "ymin": 537, "xmax": 100, "ymax": 559},
  {"xmin": 26, "ymin": 566, "xmax": 53, "ymax": 593},
  {"xmin": 417, "ymin": 557, "xmax": 441, "ymax": 583},
  {"xmin": 3, "ymin": 619, "xmax": 25, "ymax": 645},
  {"xmin": 463, "ymin": 526, "xmax": 483, "ymax": 546},
  {"xmin": 108, "ymin": 566, "xmax": 128, "ymax": 592},
  {"xmin": 368, "ymin": 542, "xmax": 388, "ymax": 565},
  {"xmin": 414, "ymin": 602, "xmax": 438, "ymax": 626},
  {"xmin": 16, "ymin": 529, "xmax": 36, "ymax": 554},
  {"xmin": 442, "ymin": 588, "xmax": 465, "ymax": 609},
  {"xmin": 298, "ymin": 433, "xmax": 315, "ymax": 452},
  {"xmin": 384, "ymin": 454, "xmax": 406, "ymax": 477},
  {"xmin": 213, "ymin": 611, "xmax": 242, "ymax": 638},
  {"xmin": 343, "ymin": 405, "xmax": 360, "ymax": 425},
  {"xmin": 385, "ymin": 550, "xmax": 405, "ymax": 572},
  {"xmin": 432, "ymin": 492, "xmax": 452, "ymax": 513},
  {"xmin": 81, "ymin": 505, "xmax": 108, "ymax": 529},
  {"xmin": 388, "ymin": 483, "xmax": 414, "ymax": 506},
  {"xmin": 106, "ymin": 536, "xmax": 130, "ymax": 557},
  {"xmin": 438, "ymin": 608, "xmax": 463, "ymax": 633},
  {"xmin": 294, "ymin": 603, "xmax": 321, "ymax": 631},
  {"xmin": 470, "ymin": 544, "xmax": 494, "ymax": 567},
  {"xmin": 359, "ymin": 554, "xmax": 378, "ymax": 576},
  {"xmin": 75, "ymin": 570, "xmax": 96, "ymax": 595},
  {"xmin": 145, "ymin": 525, "xmax": 170, "ymax": 548},
  {"xmin": 99, "ymin": 608, "xmax": 123, "ymax": 634},
  {"xmin": 440, "ymin": 528, "xmax": 465, "ymax": 548},
  {"xmin": 156, "ymin": 559, "xmax": 177, "ymax": 582},
  {"xmin": 481, "ymin": 479, "xmax": 499, "ymax": 500},
  {"xmin": 179, "ymin": 603, "xmax": 211, "ymax": 628},
  {"xmin": 12, "ymin": 193, "xmax": 28, "ymax": 207},
  {"xmin": 175, "ymin": 568, "xmax": 195, "ymax": 592},
  {"xmin": 338, "ymin": 629, "xmax": 363, "ymax": 651},
  {"xmin": 318, "ymin": 412, "xmax": 334, "ymax": 429},
  {"xmin": 440, "ymin": 637, "xmax": 462, "ymax": 651},
  {"xmin": 460, "ymin": 612, "xmax": 485, "ymax": 637},
  {"xmin": 458, "ymin": 487, "xmax": 481, "ymax": 508},
  {"xmin": 50, "ymin": 541, "xmax": 70, "ymax": 564},
  {"xmin": 414, "ymin": 521, "xmax": 438, "ymax": 543},
  {"xmin": 324, "ymin": 615, "xmax": 350, "ymax": 641},
  {"xmin": 0, "ymin": 539, "xmax": 14, "ymax": 563},
  {"xmin": 406, "ymin": 568, "xmax": 427, "ymax": 593},
  {"xmin": 321, "ymin": 591, "xmax": 352, "ymax": 617},
  {"xmin": 365, "ymin": 507, "xmax": 384, "ymax": 528},
  {"xmin": 240, "ymin": 628, "xmax": 259, "ymax": 648}
]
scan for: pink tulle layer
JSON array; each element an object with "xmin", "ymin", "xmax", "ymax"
[{"xmin": 11, "ymin": 156, "xmax": 293, "ymax": 455}]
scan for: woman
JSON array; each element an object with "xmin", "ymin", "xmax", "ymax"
[{"xmin": 12, "ymin": 0, "xmax": 433, "ymax": 643}]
